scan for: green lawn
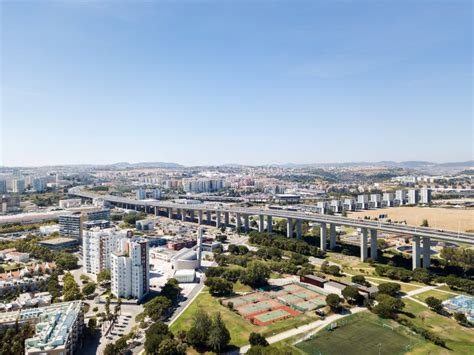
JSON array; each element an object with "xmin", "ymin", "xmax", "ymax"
[
  {"xmin": 399, "ymin": 299, "xmax": 474, "ymax": 354},
  {"xmin": 233, "ymin": 280, "xmax": 253, "ymax": 293},
  {"xmin": 294, "ymin": 312, "xmax": 425, "ymax": 355},
  {"xmin": 170, "ymin": 288, "xmax": 317, "ymax": 347},
  {"xmin": 412, "ymin": 289, "xmax": 454, "ymax": 303}
]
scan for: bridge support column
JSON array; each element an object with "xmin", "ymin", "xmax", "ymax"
[
  {"xmin": 168, "ymin": 208, "xmax": 173, "ymax": 219},
  {"xmin": 236, "ymin": 213, "xmax": 241, "ymax": 231},
  {"xmin": 224, "ymin": 212, "xmax": 229, "ymax": 227},
  {"xmin": 422, "ymin": 236, "xmax": 431, "ymax": 269},
  {"xmin": 154, "ymin": 207, "xmax": 159, "ymax": 216},
  {"xmin": 244, "ymin": 215, "xmax": 250, "ymax": 232},
  {"xmin": 189, "ymin": 210, "xmax": 195, "ymax": 223},
  {"xmin": 267, "ymin": 215, "xmax": 272, "ymax": 233},
  {"xmin": 287, "ymin": 218, "xmax": 293, "ymax": 238},
  {"xmin": 198, "ymin": 210, "xmax": 203, "ymax": 225},
  {"xmin": 296, "ymin": 219, "xmax": 302, "ymax": 239},
  {"xmin": 258, "ymin": 215, "xmax": 265, "ymax": 233},
  {"xmin": 412, "ymin": 236, "xmax": 421, "ymax": 270},
  {"xmin": 360, "ymin": 228, "xmax": 368, "ymax": 262},
  {"xmin": 216, "ymin": 211, "xmax": 221, "ymax": 228},
  {"xmin": 181, "ymin": 210, "xmax": 186, "ymax": 222},
  {"xmin": 320, "ymin": 222, "xmax": 327, "ymax": 251},
  {"xmin": 329, "ymin": 224, "xmax": 336, "ymax": 249},
  {"xmin": 207, "ymin": 210, "xmax": 212, "ymax": 224},
  {"xmin": 370, "ymin": 229, "xmax": 378, "ymax": 260}
]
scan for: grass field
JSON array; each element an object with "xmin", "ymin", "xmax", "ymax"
[
  {"xmin": 170, "ymin": 288, "xmax": 317, "ymax": 347},
  {"xmin": 412, "ymin": 289, "xmax": 455, "ymax": 303},
  {"xmin": 349, "ymin": 206, "xmax": 474, "ymax": 232},
  {"xmin": 399, "ymin": 299, "xmax": 474, "ymax": 354},
  {"xmin": 295, "ymin": 312, "xmax": 423, "ymax": 355}
]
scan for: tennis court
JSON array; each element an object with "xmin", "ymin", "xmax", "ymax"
[
  {"xmin": 237, "ymin": 299, "xmax": 281, "ymax": 316},
  {"xmin": 251, "ymin": 306, "xmax": 300, "ymax": 326}
]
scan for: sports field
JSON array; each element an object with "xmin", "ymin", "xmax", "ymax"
[{"xmin": 296, "ymin": 312, "xmax": 422, "ymax": 355}]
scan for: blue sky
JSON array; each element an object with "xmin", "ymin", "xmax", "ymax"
[{"xmin": 1, "ymin": 0, "xmax": 472, "ymax": 166}]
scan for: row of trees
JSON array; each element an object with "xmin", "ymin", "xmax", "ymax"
[
  {"xmin": 206, "ymin": 260, "xmax": 271, "ymax": 288},
  {"xmin": 142, "ymin": 278, "xmax": 182, "ymax": 322},
  {"xmin": 0, "ymin": 322, "xmax": 34, "ymax": 355},
  {"xmin": 248, "ymin": 231, "xmax": 325, "ymax": 257}
]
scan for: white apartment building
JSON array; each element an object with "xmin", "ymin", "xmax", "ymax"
[
  {"xmin": 407, "ymin": 189, "xmax": 419, "ymax": 204},
  {"xmin": 395, "ymin": 190, "xmax": 407, "ymax": 205},
  {"xmin": 12, "ymin": 179, "xmax": 26, "ymax": 194},
  {"xmin": 182, "ymin": 178, "xmax": 225, "ymax": 193},
  {"xmin": 82, "ymin": 228, "xmax": 129, "ymax": 276},
  {"xmin": 420, "ymin": 188, "xmax": 432, "ymax": 204},
  {"xmin": 111, "ymin": 238, "xmax": 149, "ymax": 300}
]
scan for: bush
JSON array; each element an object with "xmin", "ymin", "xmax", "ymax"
[
  {"xmin": 326, "ymin": 294, "xmax": 341, "ymax": 312},
  {"xmin": 425, "ymin": 297, "xmax": 443, "ymax": 313}
]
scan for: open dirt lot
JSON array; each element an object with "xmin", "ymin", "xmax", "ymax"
[{"xmin": 349, "ymin": 207, "xmax": 474, "ymax": 232}]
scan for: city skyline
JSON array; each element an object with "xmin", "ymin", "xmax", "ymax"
[{"xmin": 1, "ymin": 1, "xmax": 472, "ymax": 166}]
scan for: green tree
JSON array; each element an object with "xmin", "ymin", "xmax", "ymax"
[
  {"xmin": 326, "ymin": 294, "xmax": 341, "ymax": 312},
  {"xmin": 351, "ymin": 275, "xmax": 368, "ymax": 286},
  {"xmin": 454, "ymin": 312, "xmax": 469, "ymax": 326},
  {"xmin": 144, "ymin": 296, "xmax": 172, "ymax": 322},
  {"xmin": 47, "ymin": 272, "xmax": 61, "ymax": 300},
  {"xmin": 82, "ymin": 282, "xmax": 96, "ymax": 296},
  {"xmin": 249, "ymin": 332, "xmax": 269, "ymax": 347},
  {"xmin": 145, "ymin": 321, "xmax": 170, "ymax": 354},
  {"xmin": 62, "ymin": 272, "xmax": 82, "ymax": 301},
  {"xmin": 241, "ymin": 260, "xmax": 270, "ymax": 287},
  {"xmin": 205, "ymin": 277, "xmax": 233, "ymax": 296},
  {"xmin": 207, "ymin": 312, "xmax": 230, "ymax": 353},
  {"xmin": 377, "ymin": 282, "xmax": 401, "ymax": 296},
  {"xmin": 158, "ymin": 336, "xmax": 187, "ymax": 355},
  {"xmin": 187, "ymin": 309, "xmax": 212, "ymax": 348},
  {"xmin": 421, "ymin": 219, "xmax": 429, "ymax": 227},
  {"xmin": 342, "ymin": 286, "xmax": 360, "ymax": 304},
  {"xmin": 425, "ymin": 297, "xmax": 443, "ymax": 313},
  {"xmin": 161, "ymin": 278, "xmax": 181, "ymax": 303}
]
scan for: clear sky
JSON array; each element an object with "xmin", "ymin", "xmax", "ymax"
[{"xmin": 1, "ymin": 0, "xmax": 472, "ymax": 167}]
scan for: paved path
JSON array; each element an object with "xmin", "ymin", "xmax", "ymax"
[{"xmin": 239, "ymin": 307, "xmax": 366, "ymax": 354}]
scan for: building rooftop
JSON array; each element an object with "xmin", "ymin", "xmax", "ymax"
[{"xmin": 38, "ymin": 237, "xmax": 78, "ymax": 245}]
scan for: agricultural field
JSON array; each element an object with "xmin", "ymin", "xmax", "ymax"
[
  {"xmin": 294, "ymin": 312, "xmax": 425, "ymax": 355},
  {"xmin": 349, "ymin": 206, "xmax": 474, "ymax": 232}
]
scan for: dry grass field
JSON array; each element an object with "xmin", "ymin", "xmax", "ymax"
[{"xmin": 349, "ymin": 207, "xmax": 474, "ymax": 233}]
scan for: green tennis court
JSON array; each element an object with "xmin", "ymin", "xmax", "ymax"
[{"xmin": 254, "ymin": 309, "xmax": 290, "ymax": 323}]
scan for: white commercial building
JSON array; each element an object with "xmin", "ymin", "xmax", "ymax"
[
  {"xmin": 82, "ymin": 228, "xmax": 129, "ymax": 276},
  {"xmin": 111, "ymin": 238, "xmax": 149, "ymax": 300},
  {"xmin": 59, "ymin": 198, "xmax": 82, "ymax": 209},
  {"xmin": 182, "ymin": 178, "xmax": 225, "ymax": 193}
]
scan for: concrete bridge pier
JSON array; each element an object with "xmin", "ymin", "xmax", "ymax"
[
  {"xmin": 168, "ymin": 208, "xmax": 173, "ymax": 219},
  {"xmin": 189, "ymin": 210, "xmax": 195, "ymax": 223},
  {"xmin": 244, "ymin": 215, "xmax": 250, "ymax": 232},
  {"xmin": 181, "ymin": 210, "xmax": 186, "ymax": 222},
  {"xmin": 267, "ymin": 215, "xmax": 272, "ymax": 233},
  {"xmin": 412, "ymin": 236, "xmax": 421, "ymax": 269},
  {"xmin": 197, "ymin": 210, "xmax": 203, "ymax": 225},
  {"xmin": 296, "ymin": 219, "xmax": 302, "ymax": 239},
  {"xmin": 360, "ymin": 228, "xmax": 368, "ymax": 262},
  {"xmin": 287, "ymin": 218, "xmax": 293, "ymax": 238},
  {"xmin": 224, "ymin": 212, "xmax": 230, "ymax": 227},
  {"xmin": 320, "ymin": 222, "xmax": 327, "ymax": 251},
  {"xmin": 370, "ymin": 229, "xmax": 378, "ymax": 260},
  {"xmin": 259, "ymin": 215, "xmax": 265, "ymax": 233},
  {"xmin": 422, "ymin": 236, "xmax": 431, "ymax": 269},
  {"xmin": 216, "ymin": 211, "xmax": 221, "ymax": 228},
  {"xmin": 236, "ymin": 213, "xmax": 241, "ymax": 231},
  {"xmin": 207, "ymin": 210, "xmax": 212, "ymax": 224},
  {"xmin": 329, "ymin": 224, "xmax": 337, "ymax": 249}
]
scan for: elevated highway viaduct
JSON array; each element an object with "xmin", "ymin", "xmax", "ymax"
[{"xmin": 69, "ymin": 187, "xmax": 474, "ymax": 270}]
